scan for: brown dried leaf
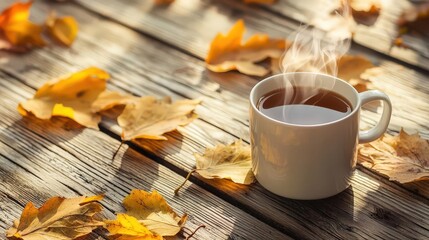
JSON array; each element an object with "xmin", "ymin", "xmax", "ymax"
[
  {"xmin": 195, "ymin": 139, "xmax": 255, "ymax": 184},
  {"xmin": 91, "ymin": 90, "xmax": 139, "ymax": 113},
  {"xmin": 206, "ymin": 19, "xmax": 289, "ymax": 76},
  {"xmin": 397, "ymin": 3, "xmax": 429, "ymax": 37},
  {"xmin": 337, "ymin": 54, "xmax": 378, "ymax": 92},
  {"xmin": 123, "ymin": 190, "xmax": 187, "ymax": 237},
  {"xmin": 118, "ymin": 96, "xmax": 201, "ymax": 141},
  {"xmin": 358, "ymin": 129, "xmax": 429, "ymax": 183},
  {"xmin": 18, "ymin": 67, "xmax": 110, "ymax": 129},
  {"xmin": 6, "ymin": 195, "xmax": 104, "ymax": 239},
  {"xmin": 349, "ymin": 0, "xmax": 381, "ymax": 26}
]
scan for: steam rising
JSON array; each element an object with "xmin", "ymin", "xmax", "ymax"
[{"xmin": 278, "ymin": 0, "xmax": 353, "ymax": 107}]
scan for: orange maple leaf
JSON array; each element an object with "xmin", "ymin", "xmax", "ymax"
[{"xmin": 206, "ymin": 20, "xmax": 289, "ymax": 76}]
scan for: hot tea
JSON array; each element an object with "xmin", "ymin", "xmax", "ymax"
[{"xmin": 257, "ymin": 87, "xmax": 352, "ymax": 125}]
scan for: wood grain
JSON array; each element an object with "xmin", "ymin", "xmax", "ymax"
[
  {"xmin": 0, "ymin": 0, "xmax": 429, "ymax": 239},
  {"xmin": 0, "ymin": 72, "xmax": 289, "ymax": 239}
]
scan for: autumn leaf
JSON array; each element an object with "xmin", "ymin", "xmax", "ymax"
[
  {"xmin": 0, "ymin": 1, "xmax": 45, "ymax": 48},
  {"xmin": 195, "ymin": 139, "xmax": 255, "ymax": 184},
  {"xmin": 105, "ymin": 214, "xmax": 162, "ymax": 240},
  {"xmin": 18, "ymin": 67, "xmax": 110, "ymax": 129},
  {"xmin": 91, "ymin": 90, "xmax": 139, "ymax": 113},
  {"xmin": 206, "ymin": 20, "xmax": 289, "ymax": 76},
  {"xmin": 337, "ymin": 54, "xmax": 378, "ymax": 92},
  {"xmin": 397, "ymin": 3, "xmax": 429, "ymax": 38},
  {"xmin": 348, "ymin": 0, "xmax": 381, "ymax": 26},
  {"xmin": 46, "ymin": 11, "xmax": 78, "ymax": 46},
  {"xmin": 358, "ymin": 129, "xmax": 429, "ymax": 183},
  {"xmin": 122, "ymin": 190, "xmax": 187, "ymax": 237},
  {"xmin": 6, "ymin": 195, "xmax": 104, "ymax": 240},
  {"xmin": 118, "ymin": 96, "xmax": 201, "ymax": 141},
  {"xmin": 0, "ymin": 1, "xmax": 32, "ymax": 29}
]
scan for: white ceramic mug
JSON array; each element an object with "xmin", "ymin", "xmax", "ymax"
[{"xmin": 249, "ymin": 72, "xmax": 392, "ymax": 200}]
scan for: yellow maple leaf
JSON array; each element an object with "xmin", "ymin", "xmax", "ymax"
[
  {"xmin": 18, "ymin": 67, "xmax": 110, "ymax": 129},
  {"xmin": 117, "ymin": 96, "xmax": 201, "ymax": 141},
  {"xmin": 205, "ymin": 19, "xmax": 289, "ymax": 76},
  {"xmin": 195, "ymin": 139, "xmax": 255, "ymax": 184},
  {"xmin": 358, "ymin": 129, "xmax": 429, "ymax": 183},
  {"xmin": 6, "ymin": 195, "xmax": 104, "ymax": 240},
  {"xmin": 0, "ymin": 1, "xmax": 45, "ymax": 48},
  {"xmin": 46, "ymin": 11, "xmax": 78, "ymax": 46},
  {"xmin": 91, "ymin": 90, "xmax": 140, "ymax": 113},
  {"xmin": 123, "ymin": 190, "xmax": 188, "ymax": 237},
  {"xmin": 105, "ymin": 213, "xmax": 162, "ymax": 240}
]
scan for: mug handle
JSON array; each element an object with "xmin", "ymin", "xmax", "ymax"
[{"xmin": 358, "ymin": 90, "xmax": 392, "ymax": 143}]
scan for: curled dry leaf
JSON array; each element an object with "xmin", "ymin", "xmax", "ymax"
[
  {"xmin": 348, "ymin": 0, "xmax": 381, "ymax": 26},
  {"xmin": 46, "ymin": 11, "xmax": 78, "ymax": 46},
  {"xmin": 105, "ymin": 213, "xmax": 162, "ymax": 240},
  {"xmin": 6, "ymin": 195, "xmax": 104, "ymax": 240},
  {"xmin": 123, "ymin": 189, "xmax": 188, "ymax": 237},
  {"xmin": 206, "ymin": 20, "xmax": 289, "ymax": 76},
  {"xmin": 195, "ymin": 139, "xmax": 255, "ymax": 184},
  {"xmin": 397, "ymin": 3, "xmax": 429, "ymax": 37},
  {"xmin": 0, "ymin": 1, "xmax": 45, "ymax": 48},
  {"xmin": 337, "ymin": 54, "xmax": 377, "ymax": 92},
  {"xmin": 358, "ymin": 129, "xmax": 429, "ymax": 183},
  {"xmin": 91, "ymin": 90, "xmax": 139, "ymax": 113},
  {"xmin": 118, "ymin": 96, "xmax": 201, "ymax": 141},
  {"xmin": 18, "ymin": 67, "xmax": 110, "ymax": 129}
]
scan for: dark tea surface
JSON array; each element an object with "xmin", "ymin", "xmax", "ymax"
[{"xmin": 257, "ymin": 87, "xmax": 352, "ymax": 125}]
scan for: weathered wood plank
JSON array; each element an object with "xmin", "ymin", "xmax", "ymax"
[
  {"xmin": 259, "ymin": 0, "xmax": 429, "ymax": 71},
  {"xmin": 75, "ymin": 0, "xmax": 429, "ymax": 71},
  {"xmin": 69, "ymin": 0, "xmax": 429, "ymax": 138},
  {"xmin": 1, "ymin": 0, "xmax": 429, "ymax": 239},
  {"xmin": 0, "ymin": 73, "xmax": 289, "ymax": 239}
]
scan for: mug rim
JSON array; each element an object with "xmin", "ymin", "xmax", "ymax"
[{"xmin": 249, "ymin": 72, "xmax": 361, "ymax": 128}]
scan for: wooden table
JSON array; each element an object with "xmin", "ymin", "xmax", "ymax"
[{"xmin": 1, "ymin": 0, "xmax": 429, "ymax": 239}]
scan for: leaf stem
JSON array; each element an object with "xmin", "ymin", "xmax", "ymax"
[
  {"xmin": 184, "ymin": 224, "xmax": 206, "ymax": 240},
  {"xmin": 112, "ymin": 141, "xmax": 124, "ymax": 162},
  {"xmin": 174, "ymin": 169, "xmax": 196, "ymax": 196}
]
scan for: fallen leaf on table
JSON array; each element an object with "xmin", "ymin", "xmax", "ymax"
[
  {"xmin": 348, "ymin": 0, "xmax": 381, "ymax": 26},
  {"xmin": 6, "ymin": 195, "xmax": 104, "ymax": 240},
  {"xmin": 243, "ymin": 0, "xmax": 275, "ymax": 4},
  {"xmin": 358, "ymin": 129, "xmax": 429, "ymax": 183},
  {"xmin": 18, "ymin": 67, "xmax": 110, "ymax": 129},
  {"xmin": 0, "ymin": 1, "xmax": 32, "ymax": 28},
  {"xmin": 0, "ymin": 1, "xmax": 45, "ymax": 48},
  {"xmin": 396, "ymin": 3, "xmax": 429, "ymax": 38},
  {"xmin": 118, "ymin": 96, "xmax": 201, "ymax": 141},
  {"xmin": 91, "ymin": 90, "xmax": 139, "ymax": 113},
  {"xmin": 337, "ymin": 54, "xmax": 378, "ymax": 92},
  {"xmin": 105, "ymin": 213, "xmax": 162, "ymax": 240},
  {"xmin": 46, "ymin": 11, "xmax": 78, "ymax": 46},
  {"xmin": 195, "ymin": 139, "xmax": 255, "ymax": 184},
  {"xmin": 206, "ymin": 19, "xmax": 289, "ymax": 76},
  {"xmin": 123, "ymin": 189, "xmax": 187, "ymax": 237}
]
